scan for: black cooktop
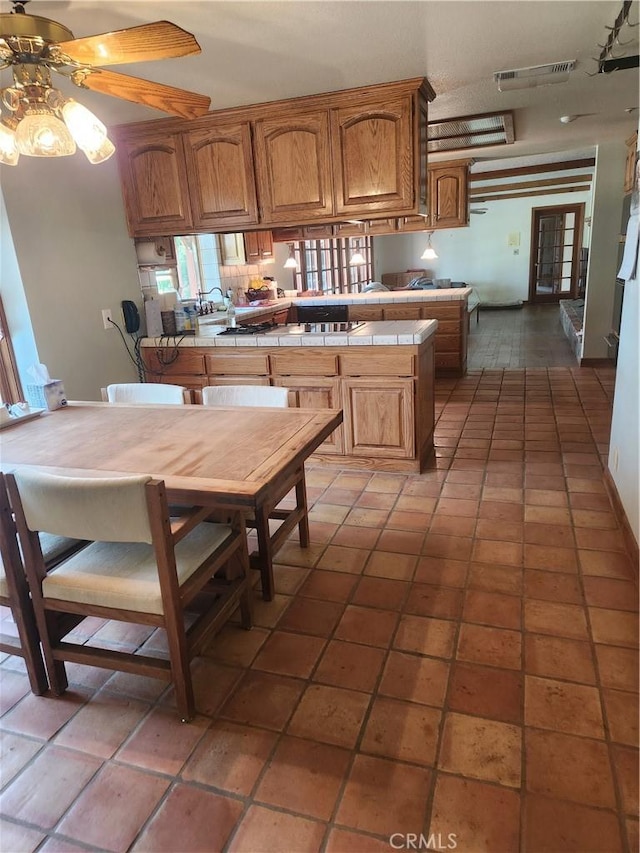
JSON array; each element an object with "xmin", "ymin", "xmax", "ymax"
[{"xmin": 217, "ymin": 322, "xmax": 274, "ymax": 336}]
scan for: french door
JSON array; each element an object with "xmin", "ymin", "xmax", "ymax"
[{"xmin": 529, "ymin": 204, "xmax": 584, "ymax": 303}]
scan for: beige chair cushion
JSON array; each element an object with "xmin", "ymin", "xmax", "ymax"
[
  {"xmin": 12, "ymin": 470, "xmax": 153, "ymax": 544},
  {"xmin": 202, "ymin": 385, "xmax": 289, "ymax": 408},
  {"xmin": 42, "ymin": 522, "xmax": 233, "ymax": 615},
  {"xmin": 107, "ymin": 383, "xmax": 186, "ymax": 405},
  {"xmin": 40, "ymin": 533, "xmax": 83, "ymax": 565}
]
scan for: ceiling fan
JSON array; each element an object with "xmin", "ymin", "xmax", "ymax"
[{"xmin": 0, "ymin": 0, "xmax": 211, "ymax": 164}]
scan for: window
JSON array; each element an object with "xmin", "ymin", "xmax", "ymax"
[
  {"xmin": 290, "ymin": 236, "xmax": 374, "ymax": 294},
  {"xmin": 0, "ymin": 296, "xmax": 23, "ymax": 405}
]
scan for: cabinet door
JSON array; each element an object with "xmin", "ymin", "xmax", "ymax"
[
  {"xmin": 366, "ymin": 218, "xmax": 397, "ymax": 235},
  {"xmin": 253, "ymin": 110, "xmax": 334, "ymax": 222},
  {"xmin": 347, "ymin": 305, "xmax": 383, "ymax": 322},
  {"xmin": 244, "ymin": 230, "xmax": 274, "ymax": 263},
  {"xmin": 397, "ymin": 215, "xmax": 430, "ymax": 233},
  {"xmin": 332, "ymin": 96, "xmax": 414, "ymax": 216},
  {"xmin": 382, "ymin": 305, "xmax": 421, "ymax": 321},
  {"xmin": 343, "ymin": 378, "xmax": 415, "ymax": 458},
  {"xmin": 218, "ymin": 233, "xmax": 246, "ymax": 265},
  {"xmin": 117, "ymin": 131, "xmax": 192, "ymax": 236},
  {"xmin": 428, "ymin": 162, "xmax": 469, "ymax": 229},
  {"xmin": 183, "ymin": 122, "xmax": 259, "ymax": 230},
  {"xmin": 273, "ymin": 376, "xmax": 344, "ymax": 453}
]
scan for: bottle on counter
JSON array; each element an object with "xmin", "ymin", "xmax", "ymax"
[{"xmin": 226, "ymin": 290, "xmax": 237, "ymax": 328}]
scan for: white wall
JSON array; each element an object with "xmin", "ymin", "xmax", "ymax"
[
  {"xmin": 1, "ymin": 154, "xmax": 141, "ymax": 400},
  {"xmin": 608, "ymin": 274, "xmax": 639, "ymax": 545},
  {"xmin": 375, "ymin": 180, "xmax": 593, "ymax": 306},
  {"xmin": 582, "ymin": 141, "xmax": 627, "ymax": 359}
]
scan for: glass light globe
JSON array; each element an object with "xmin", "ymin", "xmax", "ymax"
[
  {"xmin": 15, "ymin": 109, "xmax": 76, "ymax": 157},
  {"xmin": 82, "ymin": 136, "xmax": 115, "ymax": 164},
  {"xmin": 0, "ymin": 122, "xmax": 19, "ymax": 165},
  {"xmin": 61, "ymin": 99, "xmax": 107, "ymax": 151},
  {"xmin": 421, "ymin": 246, "xmax": 438, "ymax": 260}
]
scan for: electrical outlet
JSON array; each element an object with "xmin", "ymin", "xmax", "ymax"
[{"xmin": 101, "ymin": 308, "xmax": 114, "ymax": 330}]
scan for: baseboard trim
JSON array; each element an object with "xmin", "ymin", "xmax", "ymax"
[
  {"xmin": 603, "ymin": 468, "xmax": 639, "ymax": 574},
  {"xmin": 579, "ymin": 357, "xmax": 615, "ymax": 367}
]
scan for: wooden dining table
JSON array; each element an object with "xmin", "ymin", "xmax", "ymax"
[{"xmin": 0, "ymin": 402, "xmax": 342, "ymax": 600}]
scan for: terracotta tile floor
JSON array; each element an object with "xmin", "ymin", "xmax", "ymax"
[{"xmin": 1, "ymin": 365, "xmax": 638, "ymax": 853}]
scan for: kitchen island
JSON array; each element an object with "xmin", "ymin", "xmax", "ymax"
[
  {"xmin": 200, "ymin": 286, "xmax": 471, "ymax": 375},
  {"xmin": 140, "ymin": 319, "xmax": 437, "ymax": 472}
]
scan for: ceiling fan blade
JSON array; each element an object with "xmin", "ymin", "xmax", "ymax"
[
  {"xmin": 53, "ymin": 21, "xmax": 201, "ymax": 67},
  {"xmin": 73, "ymin": 68, "xmax": 210, "ymax": 120}
]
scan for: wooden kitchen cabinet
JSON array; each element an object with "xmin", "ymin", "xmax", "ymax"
[
  {"xmin": 273, "ymin": 376, "xmax": 344, "ymax": 453},
  {"xmin": 343, "ymin": 378, "xmax": 415, "ymax": 459},
  {"xmin": 218, "ymin": 233, "xmax": 246, "ymax": 265},
  {"xmin": 428, "ymin": 160, "xmax": 470, "ymax": 229},
  {"xmin": 244, "ymin": 230, "xmax": 274, "ymax": 262},
  {"xmin": 347, "ymin": 305, "xmax": 384, "ymax": 322},
  {"xmin": 115, "ymin": 77, "xmax": 435, "ymax": 236},
  {"xmin": 182, "ymin": 121, "xmax": 259, "ymax": 231},
  {"xmin": 253, "ymin": 110, "xmax": 334, "ymax": 223},
  {"xmin": 332, "ymin": 96, "xmax": 415, "ymax": 217},
  {"xmin": 116, "ymin": 130, "xmax": 193, "ymax": 236}
]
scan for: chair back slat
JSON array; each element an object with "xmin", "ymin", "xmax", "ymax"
[
  {"xmin": 9, "ymin": 470, "xmax": 154, "ymax": 544},
  {"xmin": 106, "ymin": 383, "xmax": 187, "ymax": 405},
  {"xmin": 202, "ymin": 385, "xmax": 289, "ymax": 408}
]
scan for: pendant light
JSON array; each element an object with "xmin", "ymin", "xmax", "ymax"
[
  {"xmin": 349, "ymin": 240, "xmax": 366, "ymax": 266},
  {"xmin": 283, "ymin": 243, "xmax": 299, "ymax": 269},
  {"xmin": 421, "ymin": 232, "xmax": 438, "ymax": 260}
]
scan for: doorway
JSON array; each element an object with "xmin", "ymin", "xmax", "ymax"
[{"xmin": 529, "ymin": 203, "xmax": 584, "ymax": 303}]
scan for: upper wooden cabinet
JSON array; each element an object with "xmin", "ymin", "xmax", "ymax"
[
  {"xmin": 116, "ymin": 131, "xmax": 193, "ymax": 236},
  {"xmin": 244, "ymin": 230, "xmax": 274, "ymax": 262},
  {"xmin": 332, "ymin": 96, "xmax": 414, "ymax": 216},
  {"xmin": 182, "ymin": 121, "xmax": 259, "ymax": 230},
  {"xmin": 253, "ymin": 110, "xmax": 334, "ymax": 223},
  {"xmin": 114, "ymin": 77, "xmax": 435, "ymax": 237},
  {"xmin": 428, "ymin": 160, "xmax": 470, "ymax": 229}
]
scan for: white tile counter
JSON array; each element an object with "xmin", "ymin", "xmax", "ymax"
[{"xmin": 140, "ymin": 320, "xmax": 438, "ymax": 348}]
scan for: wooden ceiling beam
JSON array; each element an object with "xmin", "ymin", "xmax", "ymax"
[
  {"xmin": 470, "ymin": 174, "xmax": 593, "ymax": 195},
  {"xmin": 473, "ymin": 185, "xmax": 592, "ymax": 202},
  {"xmin": 470, "ymin": 158, "xmax": 595, "ymax": 181}
]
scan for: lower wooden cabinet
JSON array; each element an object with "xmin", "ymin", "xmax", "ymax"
[
  {"xmin": 273, "ymin": 376, "xmax": 344, "ymax": 453},
  {"xmin": 343, "ymin": 378, "xmax": 415, "ymax": 459},
  {"xmin": 348, "ymin": 299, "xmax": 468, "ymax": 375},
  {"xmin": 140, "ymin": 334, "xmax": 435, "ymax": 471}
]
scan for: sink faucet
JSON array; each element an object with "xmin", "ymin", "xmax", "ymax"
[{"xmin": 196, "ymin": 287, "xmax": 224, "ymax": 314}]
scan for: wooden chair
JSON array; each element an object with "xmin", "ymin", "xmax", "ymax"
[
  {"xmin": 0, "ymin": 473, "xmax": 48, "ymax": 695},
  {"xmin": 102, "ymin": 383, "xmax": 190, "ymax": 404},
  {"xmin": 0, "ymin": 473, "xmax": 86, "ymax": 695},
  {"xmin": 8, "ymin": 469, "xmax": 252, "ymax": 721},
  {"xmin": 201, "ymin": 383, "xmax": 309, "ymax": 601}
]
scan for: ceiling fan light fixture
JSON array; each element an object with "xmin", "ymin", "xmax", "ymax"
[
  {"xmin": 61, "ymin": 98, "xmax": 107, "ymax": 151},
  {"xmin": 0, "ymin": 120, "xmax": 19, "ymax": 165},
  {"xmin": 82, "ymin": 135, "xmax": 115, "ymax": 164},
  {"xmin": 14, "ymin": 105, "xmax": 75, "ymax": 156},
  {"xmin": 420, "ymin": 232, "xmax": 438, "ymax": 260},
  {"xmin": 283, "ymin": 243, "xmax": 299, "ymax": 269}
]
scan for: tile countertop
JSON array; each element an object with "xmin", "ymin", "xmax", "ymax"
[
  {"xmin": 140, "ymin": 319, "xmax": 439, "ymax": 348},
  {"xmin": 291, "ymin": 287, "xmax": 472, "ymax": 305},
  {"xmin": 197, "ymin": 287, "xmax": 471, "ymax": 327}
]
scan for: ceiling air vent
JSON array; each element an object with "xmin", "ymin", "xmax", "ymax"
[{"xmin": 494, "ymin": 60, "xmax": 576, "ymax": 91}]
